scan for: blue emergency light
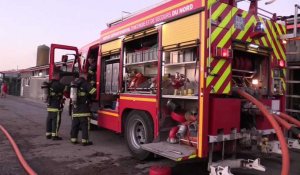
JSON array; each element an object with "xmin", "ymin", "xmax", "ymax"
[{"xmin": 254, "ymin": 22, "xmax": 265, "ymax": 33}]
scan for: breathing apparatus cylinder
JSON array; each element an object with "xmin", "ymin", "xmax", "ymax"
[
  {"xmin": 70, "ymin": 82, "xmax": 78, "ymax": 107},
  {"xmin": 41, "ymin": 81, "xmax": 50, "ymax": 103}
]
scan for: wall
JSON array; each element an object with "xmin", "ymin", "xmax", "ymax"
[{"xmin": 21, "ymin": 77, "xmax": 48, "ymax": 100}]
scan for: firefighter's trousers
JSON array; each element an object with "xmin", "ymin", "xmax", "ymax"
[
  {"xmin": 70, "ymin": 116, "xmax": 90, "ymax": 143},
  {"xmin": 46, "ymin": 111, "xmax": 61, "ymax": 137}
]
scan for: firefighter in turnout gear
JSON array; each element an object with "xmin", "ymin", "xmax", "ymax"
[
  {"xmin": 70, "ymin": 74, "xmax": 96, "ymax": 146},
  {"xmin": 45, "ymin": 70, "xmax": 65, "ymax": 140},
  {"xmin": 87, "ymin": 57, "xmax": 96, "ymax": 87}
]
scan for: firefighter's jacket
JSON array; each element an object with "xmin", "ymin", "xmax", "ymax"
[
  {"xmin": 72, "ymin": 77, "xmax": 96, "ymax": 117},
  {"xmin": 47, "ymin": 80, "xmax": 65, "ymax": 112}
]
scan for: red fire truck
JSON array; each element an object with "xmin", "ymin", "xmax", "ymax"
[{"xmin": 49, "ymin": 0, "xmax": 299, "ymax": 174}]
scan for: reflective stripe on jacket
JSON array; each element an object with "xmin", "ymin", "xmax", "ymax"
[
  {"xmin": 72, "ymin": 113, "xmax": 91, "ymax": 117},
  {"xmin": 47, "ymin": 108, "xmax": 60, "ymax": 112}
]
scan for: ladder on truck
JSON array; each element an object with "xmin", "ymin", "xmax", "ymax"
[
  {"xmin": 279, "ymin": 4, "xmax": 300, "ymax": 151},
  {"xmin": 281, "ymin": 4, "xmax": 300, "ymax": 116}
]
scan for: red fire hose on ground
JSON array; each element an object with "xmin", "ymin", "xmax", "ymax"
[
  {"xmin": 237, "ymin": 89, "xmax": 290, "ymax": 175},
  {"xmin": 0, "ymin": 125, "xmax": 37, "ymax": 175}
]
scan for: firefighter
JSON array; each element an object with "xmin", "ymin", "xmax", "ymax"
[
  {"xmin": 87, "ymin": 57, "xmax": 96, "ymax": 87},
  {"xmin": 70, "ymin": 74, "xmax": 96, "ymax": 146},
  {"xmin": 45, "ymin": 70, "xmax": 65, "ymax": 140}
]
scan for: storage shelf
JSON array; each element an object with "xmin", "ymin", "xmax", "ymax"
[
  {"xmin": 105, "ymin": 58, "xmax": 120, "ymax": 63},
  {"xmin": 121, "ymin": 93, "xmax": 156, "ymax": 97},
  {"xmin": 100, "ymin": 109, "xmax": 118, "ymax": 113},
  {"xmin": 100, "ymin": 93, "xmax": 119, "ymax": 95},
  {"xmin": 124, "ymin": 60, "xmax": 158, "ymax": 66},
  {"xmin": 232, "ymin": 69, "xmax": 256, "ymax": 74},
  {"xmin": 164, "ymin": 61, "xmax": 197, "ymax": 67},
  {"xmin": 162, "ymin": 95, "xmax": 198, "ymax": 100}
]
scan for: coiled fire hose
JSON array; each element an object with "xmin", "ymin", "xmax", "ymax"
[
  {"xmin": 237, "ymin": 89, "xmax": 290, "ymax": 175},
  {"xmin": 0, "ymin": 125, "xmax": 37, "ymax": 175}
]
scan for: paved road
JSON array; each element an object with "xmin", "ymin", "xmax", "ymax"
[{"xmin": 0, "ymin": 96, "xmax": 299, "ymax": 175}]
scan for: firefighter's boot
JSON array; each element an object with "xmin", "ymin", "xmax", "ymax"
[
  {"xmin": 82, "ymin": 141, "xmax": 93, "ymax": 146},
  {"xmin": 70, "ymin": 138, "xmax": 78, "ymax": 144},
  {"xmin": 52, "ymin": 136, "xmax": 63, "ymax": 140}
]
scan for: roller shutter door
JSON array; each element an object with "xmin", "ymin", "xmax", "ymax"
[
  {"xmin": 162, "ymin": 14, "xmax": 200, "ymax": 47},
  {"xmin": 101, "ymin": 39, "xmax": 122, "ymax": 54}
]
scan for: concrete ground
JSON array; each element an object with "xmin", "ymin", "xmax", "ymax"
[{"xmin": 0, "ymin": 96, "xmax": 299, "ymax": 175}]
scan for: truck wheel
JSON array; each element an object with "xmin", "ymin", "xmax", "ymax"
[{"xmin": 125, "ymin": 110, "xmax": 154, "ymax": 160}]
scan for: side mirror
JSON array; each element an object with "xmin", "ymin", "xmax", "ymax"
[{"xmin": 62, "ymin": 55, "xmax": 68, "ymax": 63}]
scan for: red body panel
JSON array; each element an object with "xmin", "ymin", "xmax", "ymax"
[
  {"xmin": 98, "ymin": 110, "xmax": 120, "ymax": 133},
  {"xmin": 280, "ymin": 96, "xmax": 286, "ymax": 113},
  {"xmin": 96, "ymin": 48, "xmax": 101, "ymax": 101},
  {"xmin": 209, "ymin": 98, "xmax": 241, "ymax": 135},
  {"xmin": 119, "ymin": 94, "xmax": 159, "ymax": 137},
  {"xmin": 256, "ymin": 99, "xmax": 273, "ymax": 130},
  {"xmin": 255, "ymin": 114, "xmax": 272, "ymax": 130},
  {"xmin": 100, "ymin": 0, "xmax": 203, "ymax": 42}
]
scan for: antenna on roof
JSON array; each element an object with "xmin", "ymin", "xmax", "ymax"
[
  {"xmin": 122, "ymin": 11, "xmax": 132, "ymax": 20},
  {"xmin": 265, "ymin": 0, "xmax": 276, "ymax": 5},
  {"xmin": 122, "ymin": 11, "xmax": 131, "ymax": 15},
  {"xmin": 106, "ymin": 0, "xmax": 171, "ymax": 28}
]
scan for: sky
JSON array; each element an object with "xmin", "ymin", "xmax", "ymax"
[{"xmin": 0, "ymin": 0, "xmax": 298, "ymax": 71}]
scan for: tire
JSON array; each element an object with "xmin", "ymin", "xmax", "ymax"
[{"xmin": 125, "ymin": 110, "xmax": 154, "ymax": 160}]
